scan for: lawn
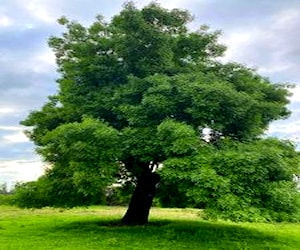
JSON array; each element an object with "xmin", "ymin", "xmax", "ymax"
[{"xmin": 0, "ymin": 205, "xmax": 300, "ymax": 249}]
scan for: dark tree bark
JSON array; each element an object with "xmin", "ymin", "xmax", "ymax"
[{"xmin": 121, "ymin": 169, "xmax": 160, "ymax": 225}]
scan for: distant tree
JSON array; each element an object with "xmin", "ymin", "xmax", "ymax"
[
  {"xmin": 0, "ymin": 183, "xmax": 15, "ymax": 205},
  {"xmin": 0, "ymin": 183, "xmax": 9, "ymax": 194},
  {"xmin": 20, "ymin": 2, "xmax": 299, "ymax": 223}
]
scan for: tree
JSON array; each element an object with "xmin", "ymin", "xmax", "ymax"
[
  {"xmin": 0, "ymin": 183, "xmax": 9, "ymax": 194},
  {"xmin": 21, "ymin": 2, "xmax": 299, "ymax": 224}
]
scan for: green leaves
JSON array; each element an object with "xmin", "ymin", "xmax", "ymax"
[
  {"xmin": 20, "ymin": 3, "xmax": 297, "ymax": 214},
  {"xmin": 41, "ymin": 117, "xmax": 120, "ymax": 163},
  {"xmin": 157, "ymin": 119, "xmax": 200, "ymax": 157},
  {"xmin": 121, "ymin": 126, "xmax": 161, "ymax": 163},
  {"xmin": 159, "ymin": 139, "xmax": 300, "ymax": 222},
  {"xmin": 36, "ymin": 117, "xmax": 121, "ymax": 198}
]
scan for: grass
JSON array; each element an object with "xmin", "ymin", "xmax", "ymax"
[{"xmin": 0, "ymin": 205, "xmax": 300, "ymax": 249}]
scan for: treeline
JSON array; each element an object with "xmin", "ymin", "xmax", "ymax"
[{"xmin": 0, "ymin": 181, "xmax": 135, "ymax": 207}]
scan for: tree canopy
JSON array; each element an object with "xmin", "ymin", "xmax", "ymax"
[{"xmin": 19, "ymin": 2, "xmax": 300, "ymax": 223}]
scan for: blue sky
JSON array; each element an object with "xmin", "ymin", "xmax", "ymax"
[{"xmin": 0, "ymin": 0, "xmax": 299, "ymax": 187}]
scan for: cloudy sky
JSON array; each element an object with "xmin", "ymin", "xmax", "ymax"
[{"xmin": 1, "ymin": 0, "xmax": 299, "ymax": 188}]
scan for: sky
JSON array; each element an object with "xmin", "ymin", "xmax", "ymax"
[{"xmin": 0, "ymin": 0, "xmax": 300, "ymax": 188}]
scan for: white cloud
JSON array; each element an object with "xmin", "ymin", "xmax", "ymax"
[
  {"xmin": 32, "ymin": 49, "xmax": 56, "ymax": 73},
  {"xmin": 0, "ymin": 15, "xmax": 13, "ymax": 27},
  {"xmin": 268, "ymin": 122, "xmax": 300, "ymax": 135},
  {"xmin": 289, "ymin": 85, "xmax": 300, "ymax": 102},
  {"xmin": 0, "ymin": 107, "xmax": 15, "ymax": 114},
  {"xmin": 3, "ymin": 131, "xmax": 29, "ymax": 143},
  {"xmin": 0, "ymin": 159, "xmax": 45, "ymax": 188},
  {"xmin": 0, "ymin": 126, "xmax": 23, "ymax": 131},
  {"xmin": 272, "ymin": 8, "xmax": 300, "ymax": 28},
  {"xmin": 25, "ymin": 0, "xmax": 57, "ymax": 23},
  {"xmin": 221, "ymin": 30, "xmax": 254, "ymax": 62},
  {"xmin": 220, "ymin": 5, "xmax": 300, "ymax": 83},
  {"xmin": 259, "ymin": 64, "xmax": 291, "ymax": 75}
]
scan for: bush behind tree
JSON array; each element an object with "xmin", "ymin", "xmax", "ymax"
[{"xmin": 160, "ymin": 138, "xmax": 300, "ymax": 222}]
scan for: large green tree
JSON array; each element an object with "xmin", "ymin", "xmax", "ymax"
[{"xmin": 21, "ymin": 3, "xmax": 299, "ymax": 224}]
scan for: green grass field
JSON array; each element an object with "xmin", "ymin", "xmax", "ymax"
[{"xmin": 0, "ymin": 205, "xmax": 300, "ymax": 249}]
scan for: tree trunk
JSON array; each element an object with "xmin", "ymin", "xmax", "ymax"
[{"xmin": 121, "ymin": 169, "xmax": 160, "ymax": 225}]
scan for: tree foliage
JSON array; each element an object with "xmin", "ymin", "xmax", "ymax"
[
  {"xmin": 160, "ymin": 139, "xmax": 300, "ymax": 222},
  {"xmin": 19, "ymin": 2, "xmax": 299, "ymax": 222}
]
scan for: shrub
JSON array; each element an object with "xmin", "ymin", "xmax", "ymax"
[
  {"xmin": 14, "ymin": 174, "xmax": 105, "ymax": 208},
  {"xmin": 0, "ymin": 194, "xmax": 15, "ymax": 206},
  {"xmin": 160, "ymin": 139, "xmax": 300, "ymax": 222}
]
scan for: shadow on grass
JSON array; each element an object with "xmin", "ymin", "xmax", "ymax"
[
  {"xmin": 51, "ymin": 218, "xmax": 288, "ymax": 249},
  {"xmin": 55, "ymin": 218, "xmax": 174, "ymax": 229}
]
